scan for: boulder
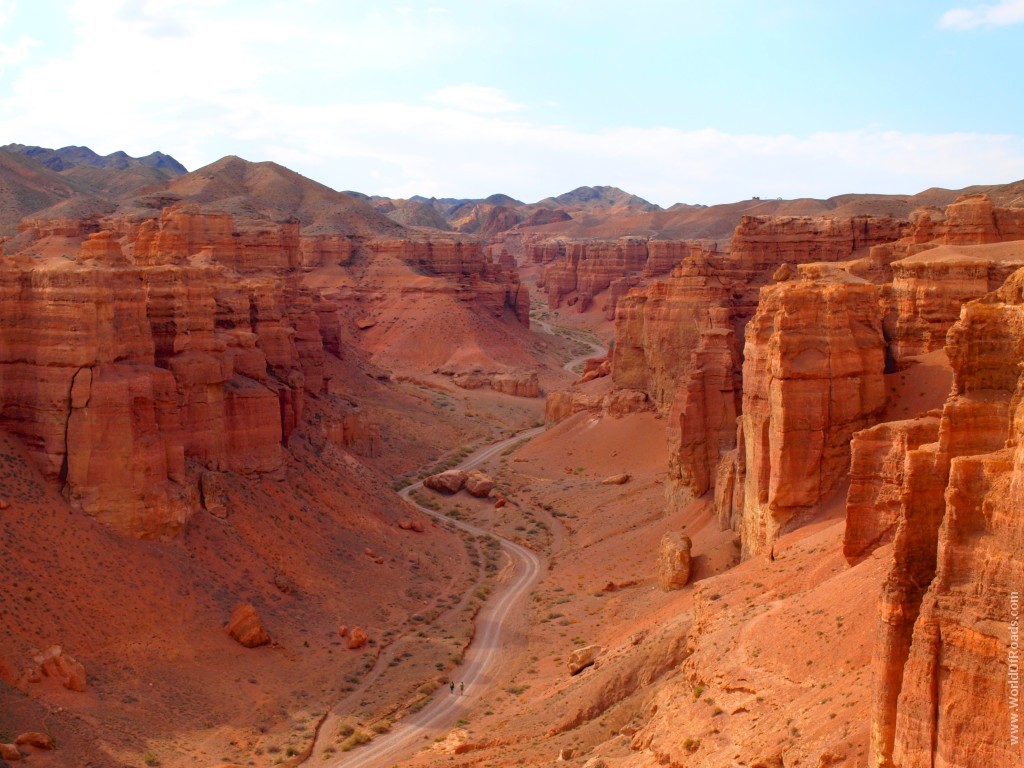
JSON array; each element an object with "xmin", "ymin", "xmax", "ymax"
[
  {"xmin": 14, "ymin": 733, "xmax": 53, "ymax": 750},
  {"xmin": 226, "ymin": 604, "xmax": 271, "ymax": 648},
  {"xmin": 567, "ymin": 644, "xmax": 602, "ymax": 675},
  {"xmin": 600, "ymin": 473, "xmax": 630, "ymax": 485},
  {"xmin": 347, "ymin": 626, "xmax": 368, "ymax": 650},
  {"xmin": 0, "ymin": 743, "xmax": 20, "ymax": 760},
  {"xmin": 464, "ymin": 470, "xmax": 494, "ymax": 497},
  {"xmin": 424, "ymin": 470, "xmax": 468, "ymax": 494},
  {"xmin": 657, "ymin": 532, "xmax": 692, "ymax": 590}
]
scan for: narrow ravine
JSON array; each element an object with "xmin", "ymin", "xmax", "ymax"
[{"xmin": 326, "ymin": 322, "xmax": 607, "ymax": 767}]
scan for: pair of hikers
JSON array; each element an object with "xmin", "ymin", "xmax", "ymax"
[{"xmin": 449, "ymin": 681, "xmax": 464, "ymax": 695}]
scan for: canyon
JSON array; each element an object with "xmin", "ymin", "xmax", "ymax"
[{"xmin": 0, "ymin": 145, "xmax": 1021, "ymax": 768}]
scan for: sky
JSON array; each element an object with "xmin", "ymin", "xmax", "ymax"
[{"xmin": 1, "ymin": 0, "xmax": 1023, "ymax": 207}]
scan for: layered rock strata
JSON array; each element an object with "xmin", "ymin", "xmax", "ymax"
[
  {"xmin": 1, "ymin": 207, "xmax": 530, "ymax": 538},
  {"xmin": 531, "ymin": 237, "xmax": 717, "ymax": 316},
  {"xmin": 727, "ymin": 269, "xmax": 888, "ymax": 557},
  {"xmin": 887, "ymin": 244, "xmax": 1024, "ymax": 366},
  {"xmin": 868, "ymin": 267, "xmax": 1024, "ymax": 768}
]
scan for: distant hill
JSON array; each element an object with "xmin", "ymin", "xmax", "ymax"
[
  {"xmin": 3, "ymin": 142, "xmax": 1023, "ymax": 243},
  {"xmin": 151, "ymin": 155, "xmax": 406, "ymax": 237},
  {"xmin": 544, "ymin": 185, "xmax": 661, "ymax": 212},
  {"xmin": 3, "ymin": 144, "xmax": 187, "ymax": 175},
  {"xmin": 367, "ymin": 185, "xmax": 660, "ymax": 236},
  {"xmin": 0, "ymin": 148, "xmax": 85, "ymax": 235}
]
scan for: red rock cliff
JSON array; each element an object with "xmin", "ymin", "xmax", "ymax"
[
  {"xmin": 733, "ymin": 268, "xmax": 887, "ymax": 557},
  {"xmin": 866, "ymin": 267, "xmax": 1024, "ymax": 768}
]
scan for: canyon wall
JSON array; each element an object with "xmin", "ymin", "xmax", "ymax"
[
  {"xmin": 0, "ymin": 208, "xmax": 529, "ymax": 538},
  {"xmin": 531, "ymin": 237, "xmax": 716, "ymax": 318},
  {"xmin": 612, "ymin": 214, "xmax": 910, "ymax": 516},
  {"xmin": 611, "ymin": 197, "xmax": 1024, "ymax": 525},
  {"xmin": 864, "ymin": 267, "xmax": 1024, "ymax": 768}
]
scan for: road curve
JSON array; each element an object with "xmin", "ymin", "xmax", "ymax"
[
  {"xmin": 328, "ymin": 320, "xmax": 607, "ymax": 767},
  {"xmin": 328, "ymin": 428, "xmax": 545, "ymax": 768}
]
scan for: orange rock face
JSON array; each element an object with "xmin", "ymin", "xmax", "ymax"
[
  {"xmin": 887, "ymin": 244, "xmax": 1024, "ymax": 366},
  {"xmin": 731, "ymin": 214, "xmax": 908, "ymax": 270},
  {"xmin": 2, "ymin": 199, "xmax": 531, "ymax": 540},
  {"xmin": 734, "ymin": 270, "xmax": 887, "ymax": 557},
  {"xmin": 24, "ymin": 645, "xmax": 87, "ymax": 692},
  {"xmin": 665, "ymin": 305, "xmax": 742, "ymax": 508},
  {"xmin": 612, "ymin": 254, "xmax": 733, "ymax": 407},
  {"xmin": 867, "ymin": 267, "xmax": 1024, "ymax": 768},
  {"xmin": 533, "ymin": 237, "xmax": 715, "ymax": 317},
  {"xmin": 843, "ymin": 415, "xmax": 941, "ymax": 563},
  {"xmin": 366, "ymin": 237, "xmax": 530, "ymax": 326}
]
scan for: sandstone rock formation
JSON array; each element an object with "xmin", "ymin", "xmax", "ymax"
[
  {"xmin": 657, "ymin": 532, "xmax": 692, "ymax": 590},
  {"xmin": 14, "ymin": 732, "xmax": 53, "ymax": 750},
  {"xmin": 226, "ymin": 604, "xmax": 271, "ymax": 648},
  {"xmin": 464, "ymin": 470, "xmax": 494, "ymax": 497},
  {"xmin": 424, "ymin": 470, "xmax": 468, "ymax": 494},
  {"xmin": 567, "ymin": 645, "xmax": 603, "ymax": 675},
  {"xmin": 665, "ymin": 305, "xmax": 742, "ymax": 508},
  {"xmin": 843, "ymin": 415, "xmax": 940, "ymax": 563},
  {"xmin": 868, "ymin": 267, "xmax": 1024, "ymax": 768},
  {"xmin": 531, "ymin": 237, "xmax": 717, "ymax": 318},
  {"xmin": 731, "ymin": 269, "xmax": 887, "ymax": 557},
  {"xmin": 544, "ymin": 388, "xmax": 652, "ymax": 424},
  {"xmin": 0, "ymin": 742, "xmax": 20, "ymax": 760},
  {"xmin": 730, "ymin": 214, "xmax": 907, "ymax": 271},
  {"xmin": 887, "ymin": 243, "xmax": 1024, "ymax": 366}
]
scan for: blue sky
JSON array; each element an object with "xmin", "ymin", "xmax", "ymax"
[{"xmin": 1, "ymin": 0, "xmax": 1023, "ymax": 205}]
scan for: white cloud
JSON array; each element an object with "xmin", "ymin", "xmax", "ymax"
[
  {"xmin": 427, "ymin": 85, "xmax": 524, "ymax": 114},
  {"xmin": 2, "ymin": 1, "xmax": 1023, "ymax": 206},
  {"xmin": 939, "ymin": 0, "xmax": 1024, "ymax": 29}
]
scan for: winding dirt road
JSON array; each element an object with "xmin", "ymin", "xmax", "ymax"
[
  {"xmin": 327, "ymin": 428, "xmax": 544, "ymax": 767},
  {"xmin": 328, "ymin": 323, "xmax": 606, "ymax": 767}
]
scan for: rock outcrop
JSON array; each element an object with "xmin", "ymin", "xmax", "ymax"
[
  {"xmin": 532, "ymin": 237, "xmax": 716, "ymax": 317},
  {"xmin": 567, "ymin": 645, "xmax": 603, "ymax": 675},
  {"xmin": 665, "ymin": 306, "xmax": 742, "ymax": 507},
  {"xmin": 464, "ymin": 470, "xmax": 494, "ymax": 497},
  {"xmin": 544, "ymin": 388, "xmax": 652, "ymax": 424},
  {"xmin": 226, "ymin": 603, "xmax": 271, "ymax": 648},
  {"xmin": 867, "ymin": 267, "xmax": 1024, "ymax": 768},
  {"xmin": 1, "ymin": 198, "xmax": 532, "ymax": 538},
  {"xmin": 366, "ymin": 237, "xmax": 530, "ymax": 326},
  {"xmin": 453, "ymin": 370, "xmax": 540, "ymax": 398},
  {"xmin": 731, "ymin": 214, "xmax": 908, "ymax": 273},
  {"xmin": 657, "ymin": 532, "xmax": 692, "ymax": 590},
  {"xmin": 843, "ymin": 415, "xmax": 942, "ymax": 563},
  {"xmin": 732, "ymin": 269, "xmax": 887, "ymax": 557},
  {"xmin": 22, "ymin": 645, "xmax": 87, "ymax": 692},
  {"xmin": 887, "ymin": 243, "xmax": 1024, "ymax": 366},
  {"xmin": 424, "ymin": 470, "xmax": 468, "ymax": 494}
]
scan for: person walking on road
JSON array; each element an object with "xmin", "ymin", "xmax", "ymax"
[
  {"xmin": 459, "ymin": 682, "xmax": 464, "ymax": 695},
  {"xmin": 450, "ymin": 681, "xmax": 455, "ymax": 694}
]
